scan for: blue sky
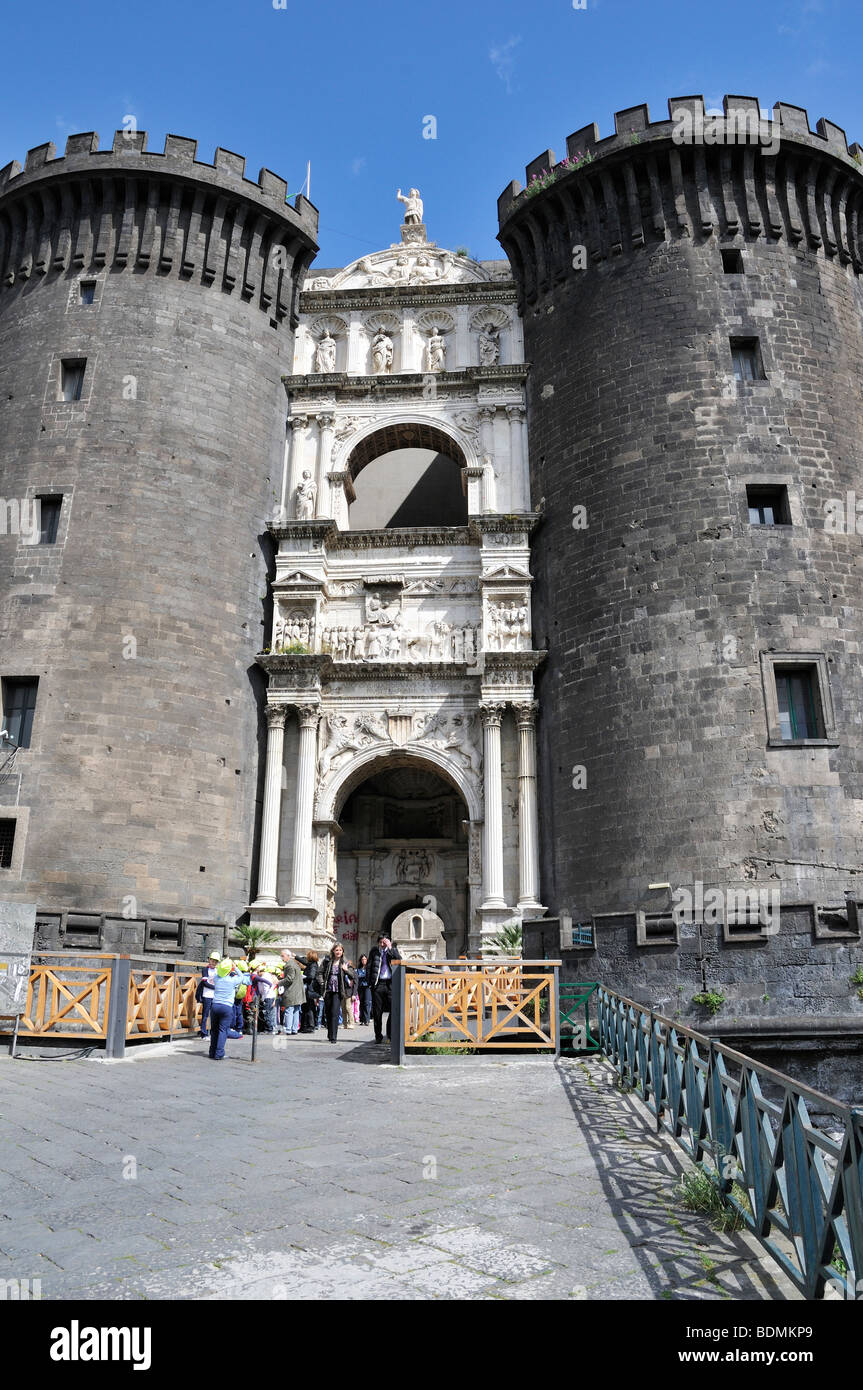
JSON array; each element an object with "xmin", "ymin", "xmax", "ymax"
[{"xmin": 3, "ymin": 0, "xmax": 860, "ymax": 268}]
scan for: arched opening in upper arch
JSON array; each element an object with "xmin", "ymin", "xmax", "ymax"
[
  {"xmin": 345, "ymin": 422, "xmax": 469, "ymax": 530},
  {"xmin": 331, "ymin": 757, "xmax": 470, "ymax": 963}
]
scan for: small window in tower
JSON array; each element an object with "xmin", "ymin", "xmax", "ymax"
[
  {"xmin": 775, "ymin": 667, "xmax": 823, "ymax": 741},
  {"xmin": 79, "ymin": 281, "xmax": 96, "ymax": 305},
  {"xmin": 0, "ymin": 819, "xmax": 16, "ymax": 869},
  {"xmin": 721, "ymin": 248, "xmax": 744, "ymax": 274},
  {"xmin": 730, "ymin": 337, "xmax": 765, "ymax": 382},
  {"xmin": 36, "ymin": 496, "xmax": 62, "ymax": 545},
  {"xmin": 411, "ymin": 915, "xmax": 423, "ymax": 940},
  {"xmin": 746, "ymin": 484, "xmax": 790, "ymax": 526},
  {"xmin": 60, "ymin": 358, "xmax": 86, "ymax": 402},
  {"xmin": 1, "ymin": 678, "xmax": 38, "ymax": 749}
]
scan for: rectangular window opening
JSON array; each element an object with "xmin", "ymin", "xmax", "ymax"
[
  {"xmin": 36, "ymin": 496, "xmax": 62, "ymax": 545},
  {"xmin": 79, "ymin": 281, "xmax": 96, "ymax": 305},
  {"xmin": 1, "ymin": 677, "xmax": 38, "ymax": 749},
  {"xmin": 730, "ymin": 336, "xmax": 765, "ymax": 382},
  {"xmin": 775, "ymin": 666, "xmax": 823, "ymax": 741},
  {"xmin": 0, "ymin": 819, "xmax": 15, "ymax": 869},
  {"xmin": 747, "ymin": 484, "xmax": 790, "ymax": 526},
  {"xmin": 60, "ymin": 358, "xmax": 86, "ymax": 402},
  {"xmin": 721, "ymin": 248, "xmax": 744, "ymax": 274}
]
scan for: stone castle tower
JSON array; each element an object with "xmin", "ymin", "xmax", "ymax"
[
  {"xmin": 0, "ymin": 100, "xmax": 860, "ymax": 1076},
  {"xmin": 499, "ymin": 96, "xmax": 863, "ymax": 1070},
  {"xmin": 0, "ymin": 132, "xmax": 317, "ymax": 955}
]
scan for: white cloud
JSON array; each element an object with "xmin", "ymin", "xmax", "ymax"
[
  {"xmin": 489, "ymin": 36, "xmax": 521, "ymax": 94},
  {"xmin": 351, "ymin": 157, "xmax": 366, "ymax": 176}
]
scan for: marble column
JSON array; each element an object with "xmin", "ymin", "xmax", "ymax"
[
  {"xmin": 478, "ymin": 407, "xmax": 497, "ymax": 513},
  {"xmin": 285, "ymin": 414, "xmax": 308, "ymax": 517},
  {"xmin": 346, "ymin": 312, "xmax": 363, "ymax": 373},
  {"xmin": 253, "ymin": 705, "xmax": 287, "ymax": 906},
  {"xmin": 316, "ymin": 412, "xmax": 335, "ymax": 517},
  {"xmin": 289, "ymin": 704, "xmax": 321, "ymax": 904},
  {"xmin": 514, "ymin": 701, "xmax": 543, "ymax": 911},
  {"xmin": 507, "ymin": 404, "xmax": 528, "ymax": 512},
  {"xmin": 480, "ymin": 702, "xmax": 506, "ymax": 908},
  {"xmin": 455, "ymin": 303, "xmax": 470, "ymax": 369}
]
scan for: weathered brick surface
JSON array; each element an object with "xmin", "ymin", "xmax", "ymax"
[
  {"xmin": 0, "ymin": 133, "xmax": 318, "ymax": 930},
  {"xmin": 502, "ymin": 98, "xmax": 863, "ymax": 1038}
]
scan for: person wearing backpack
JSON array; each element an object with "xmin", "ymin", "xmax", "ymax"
[
  {"xmin": 209, "ymin": 958, "xmax": 242, "ymax": 1060},
  {"xmin": 195, "ymin": 951, "xmax": 220, "ymax": 1038}
]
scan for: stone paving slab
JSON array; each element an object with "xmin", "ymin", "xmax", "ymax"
[{"xmin": 0, "ymin": 1025, "xmax": 806, "ymax": 1301}]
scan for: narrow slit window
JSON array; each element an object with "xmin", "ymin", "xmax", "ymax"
[
  {"xmin": 775, "ymin": 668, "xmax": 822, "ymax": 741},
  {"xmin": 1, "ymin": 678, "xmax": 38, "ymax": 748},
  {"xmin": 0, "ymin": 820, "xmax": 15, "ymax": 869},
  {"xmin": 60, "ymin": 358, "xmax": 86, "ymax": 402},
  {"xmin": 730, "ymin": 337, "xmax": 765, "ymax": 382},
  {"xmin": 79, "ymin": 282, "xmax": 96, "ymax": 305},
  {"xmin": 36, "ymin": 496, "xmax": 62, "ymax": 545},
  {"xmin": 747, "ymin": 484, "xmax": 790, "ymax": 526},
  {"xmin": 721, "ymin": 248, "xmax": 744, "ymax": 274}
]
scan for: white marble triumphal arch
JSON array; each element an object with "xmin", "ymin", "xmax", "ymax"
[{"xmin": 248, "ymin": 192, "xmax": 546, "ymax": 957}]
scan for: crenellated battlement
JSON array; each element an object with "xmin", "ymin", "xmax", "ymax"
[
  {"xmin": 0, "ymin": 131, "xmax": 319, "ymax": 322},
  {"xmin": 498, "ymin": 95, "xmax": 863, "ymax": 305}
]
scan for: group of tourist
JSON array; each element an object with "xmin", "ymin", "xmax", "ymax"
[{"xmin": 196, "ymin": 936, "xmax": 402, "ymax": 1060}]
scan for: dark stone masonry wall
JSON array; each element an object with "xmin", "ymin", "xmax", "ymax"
[
  {"xmin": 0, "ymin": 132, "xmax": 318, "ymax": 942},
  {"xmin": 504, "ymin": 97, "xmax": 863, "ymax": 1086}
]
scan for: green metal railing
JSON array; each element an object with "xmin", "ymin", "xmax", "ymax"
[
  {"xmin": 559, "ymin": 982, "xmax": 600, "ymax": 1054},
  {"xmin": 596, "ymin": 986, "xmax": 863, "ymax": 1301}
]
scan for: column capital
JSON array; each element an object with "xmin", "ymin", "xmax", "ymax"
[
  {"xmin": 506, "ymin": 403, "xmax": 525, "ymax": 421},
  {"xmin": 479, "ymin": 701, "xmax": 506, "ymax": 728},
  {"xmin": 265, "ymin": 705, "xmax": 288, "ymax": 730},
  {"xmin": 478, "ymin": 404, "xmax": 497, "ymax": 421},
  {"xmin": 296, "ymin": 704, "xmax": 321, "ymax": 730},
  {"xmin": 289, "ymin": 414, "xmax": 309, "ymax": 431},
  {"xmin": 513, "ymin": 700, "xmax": 539, "ymax": 728},
  {"xmin": 316, "ymin": 412, "xmax": 335, "ymax": 429}
]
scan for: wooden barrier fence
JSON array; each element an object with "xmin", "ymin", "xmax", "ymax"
[
  {"xmin": 0, "ymin": 953, "xmax": 206, "ymax": 1056},
  {"xmin": 391, "ymin": 959, "xmax": 561, "ymax": 1060}
]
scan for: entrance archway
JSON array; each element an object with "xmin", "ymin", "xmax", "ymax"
[
  {"xmin": 331, "ymin": 761, "xmax": 470, "ymax": 964},
  {"xmin": 343, "ymin": 421, "xmax": 470, "ymax": 531}
]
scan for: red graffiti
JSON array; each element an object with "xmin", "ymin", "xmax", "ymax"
[
  {"xmin": 334, "ymin": 911, "xmax": 358, "ymax": 925},
  {"xmin": 340, "ymin": 930, "xmax": 358, "ymax": 941}
]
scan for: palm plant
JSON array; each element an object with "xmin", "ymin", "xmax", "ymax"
[
  {"xmin": 233, "ymin": 924, "xmax": 278, "ymax": 958},
  {"xmin": 485, "ymin": 921, "xmax": 523, "ymax": 957}
]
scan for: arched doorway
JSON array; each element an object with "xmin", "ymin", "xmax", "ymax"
[
  {"xmin": 331, "ymin": 761, "xmax": 470, "ymax": 964},
  {"xmin": 344, "ymin": 422, "xmax": 470, "ymax": 531}
]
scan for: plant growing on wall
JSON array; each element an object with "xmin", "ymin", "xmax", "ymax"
[{"xmin": 691, "ymin": 989, "xmax": 726, "ymax": 1016}]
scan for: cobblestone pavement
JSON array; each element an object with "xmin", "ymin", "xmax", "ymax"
[{"xmin": 0, "ymin": 1025, "xmax": 803, "ymax": 1301}]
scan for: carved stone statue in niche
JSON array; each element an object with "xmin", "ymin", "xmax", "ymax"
[
  {"xmin": 478, "ymin": 324, "xmax": 500, "ymax": 366},
  {"xmin": 397, "ymin": 187, "xmax": 423, "ymax": 224},
  {"xmin": 371, "ymin": 331, "xmax": 394, "ymax": 374},
  {"xmin": 426, "ymin": 330, "xmax": 446, "ymax": 374},
  {"xmin": 295, "ymin": 470, "xmax": 317, "ymax": 520},
  {"xmin": 314, "ymin": 333, "xmax": 336, "ymax": 373}
]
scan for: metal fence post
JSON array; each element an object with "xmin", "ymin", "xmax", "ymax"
[
  {"xmin": 105, "ymin": 956, "xmax": 130, "ymax": 1060},
  {"xmin": 390, "ymin": 965, "xmax": 405, "ymax": 1065}
]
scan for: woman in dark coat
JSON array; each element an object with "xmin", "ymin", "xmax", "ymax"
[
  {"xmin": 319, "ymin": 944, "xmax": 355, "ymax": 1044},
  {"xmin": 356, "ymin": 954, "xmax": 372, "ymax": 1025},
  {"xmin": 301, "ymin": 951, "xmax": 322, "ymax": 1033}
]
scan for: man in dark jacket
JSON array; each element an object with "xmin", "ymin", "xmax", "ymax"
[{"xmin": 367, "ymin": 934, "xmax": 401, "ymax": 1044}]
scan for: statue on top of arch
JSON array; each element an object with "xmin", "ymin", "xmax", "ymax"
[{"xmin": 397, "ymin": 187, "xmax": 423, "ymax": 225}]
